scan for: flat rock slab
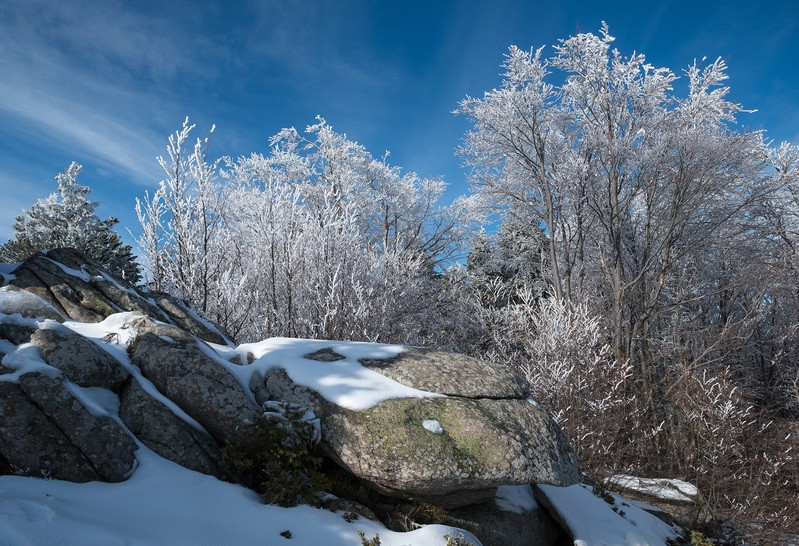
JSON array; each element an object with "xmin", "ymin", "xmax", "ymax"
[{"xmin": 359, "ymin": 348, "xmax": 526, "ymax": 399}]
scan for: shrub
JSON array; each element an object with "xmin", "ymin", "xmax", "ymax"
[{"xmin": 222, "ymin": 401, "xmax": 328, "ymax": 507}]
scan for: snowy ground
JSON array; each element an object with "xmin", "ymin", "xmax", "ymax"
[
  {"xmin": 1, "ymin": 311, "xmax": 680, "ymax": 545},
  {"xmin": 0, "ymin": 444, "xmax": 482, "ymax": 546}
]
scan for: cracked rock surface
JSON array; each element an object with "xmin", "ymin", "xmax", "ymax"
[{"xmin": 129, "ymin": 318, "xmax": 258, "ymax": 445}]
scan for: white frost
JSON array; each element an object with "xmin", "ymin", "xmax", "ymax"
[{"xmin": 423, "ymin": 419, "xmax": 444, "ymax": 434}]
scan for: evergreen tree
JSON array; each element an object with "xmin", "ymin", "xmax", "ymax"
[
  {"xmin": 465, "ymin": 220, "xmax": 550, "ymax": 308},
  {"xmin": 1, "ymin": 162, "xmax": 141, "ymax": 283}
]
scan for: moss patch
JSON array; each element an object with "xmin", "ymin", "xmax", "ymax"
[{"xmin": 346, "ymin": 398, "xmax": 511, "ymax": 477}]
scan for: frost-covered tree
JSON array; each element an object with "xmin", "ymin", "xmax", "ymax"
[
  {"xmin": 136, "ymin": 117, "xmax": 224, "ymax": 309},
  {"xmin": 138, "ymin": 118, "xmax": 476, "ymax": 342},
  {"xmin": 458, "ymin": 23, "xmax": 768, "ymax": 367},
  {"xmin": 458, "ymin": 25, "xmax": 799, "ymax": 530},
  {"xmin": 2, "ymin": 162, "xmax": 141, "ymax": 283}
]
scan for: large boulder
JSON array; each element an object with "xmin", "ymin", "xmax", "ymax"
[
  {"xmin": 119, "ymin": 380, "xmax": 223, "ymax": 476},
  {"xmin": 0, "ymin": 373, "xmax": 137, "ymax": 482},
  {"xmin": 358, "ymin": 348, "xmax": 525, "ymax": 398},
  {"xmin": 129, "ymin": 318, "xmax": 259, "ymax": 445},
  {"xmin": 258, "ymin": 347, "xmax": 582, "ymax": 508},
  {"xmin": 30, "ymin": 327, "xmax": 129, "ymax": 392}
]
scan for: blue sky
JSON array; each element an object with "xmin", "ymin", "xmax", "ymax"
[{"xmin": 1, "ymin": 0, "xmax": 798, "ymax": 246}]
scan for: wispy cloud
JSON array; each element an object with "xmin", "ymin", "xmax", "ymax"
[{"xmin": 0, "ymin": 0, "xmax": 227, "ymax": 190}]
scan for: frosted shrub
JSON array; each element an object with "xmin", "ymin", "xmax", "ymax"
[
  {"xmin": 478, "ymin": 295, "xmax": 637, "ymax": 472},
  {"xmin": 138, "ymin": 118, "xmax": 476, "ymax": 344}
]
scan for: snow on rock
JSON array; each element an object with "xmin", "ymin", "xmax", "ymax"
[
  {"xmin": 43, "ymin": 256, "xmax": 92, "ymax": 283},
  {"xmin": 228, "ymin": 337, "xmax": 445, "ymax": 410},
  {"xmin": 63, "ymin": 312, "xmax": 208, "ymax": 433},
  {"xmin": 607, "ymin": 475, "xmax": 699, "ymax": 503},
  {"xmin": 495, "ymin": 484, "xmax": 538, "ymax": 514},
  {"xmin": 536, "ymin": 483, "xmax": 679, "ymax": 546},
  {"xmin": 0, "ymin": 286, "xmax": 65, "ymax": 321},
  {"xmin": 423, "ymin": 419, "xmax": 444, "ymax": 434},
  {"xmin": 0, "ymin": 262, "xmax": 19, "ymax": 284},
  {"xmin": 0, "ymin": 344, "xmax": 62, "ymax": 383}
]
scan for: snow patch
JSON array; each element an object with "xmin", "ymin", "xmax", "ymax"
[
  {"xmin": 537, "ymin": 483, "xmax": 678, "ymax": 546},
  {"xmin": 0, "ymin": 338, "xmax": 16, "ymax": 355},
  {"xmin": 0, "ymin": 344, "xmax": 62, "ymax": 383},
  {"xmin": 43, "ymin": 257, "xmax": 91, "ymax": 282},
  {"xmin": 0, "ymin": 444, "xmax": 482, "ymax": 546},
  {"xmin": 220, "ymin": 337, "xmax": 445, "ymax": 411},
  {"xmin": 64, "ymin": 383, "xmax": 121, "ymax": 417},
  {"xmin": 0, "ymin": 263, "xmax": 20, "ymax": 283},
  {"xmin": 607, "ymin": 475, "xmax": 699, "ymax": 503},
  {"xmin": 495, "ymin": 484, "xmax": 537, "ymax": 514},
  {"xmin": 423, "ymin": 419, "xmax": 444, "ymax": 434}
]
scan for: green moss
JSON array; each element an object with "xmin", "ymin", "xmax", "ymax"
[
  {"xmin": 355, "ymin": 398, "xmax": 507, "ymax": 476},
  {"xmin": 80, "ymin": 290, "xmax": 115, "ymax": 316}
]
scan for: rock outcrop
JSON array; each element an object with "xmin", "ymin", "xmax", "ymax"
[
  {"xmin": 259, "ymin": 355, "xmax": 581, "ymax": 508},
  {"xmin": 119, "ymin": 380, "xmax": 222, "ymax": 477},
  {"xmin": 8, "ymin": 248, "xmax": 230, "ymax": 345},
  {"xmin": 0, "ymin": 248, "xmax": 593, "ymax": 546},
  {"xmin": 0, "ymin": 285, "xmax": 65, "ymax": 321},
  {"xmin": 129, "ymin": 318, "xmax": 259, "ymax": 445},
  {"xmin": 30, "ymin": 327, "xmax": 129, "ymax": 391}
]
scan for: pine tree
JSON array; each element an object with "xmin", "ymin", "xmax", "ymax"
[{"xmin": 1, "ymin": 162, "xmax": 141, "ymax": 283}]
